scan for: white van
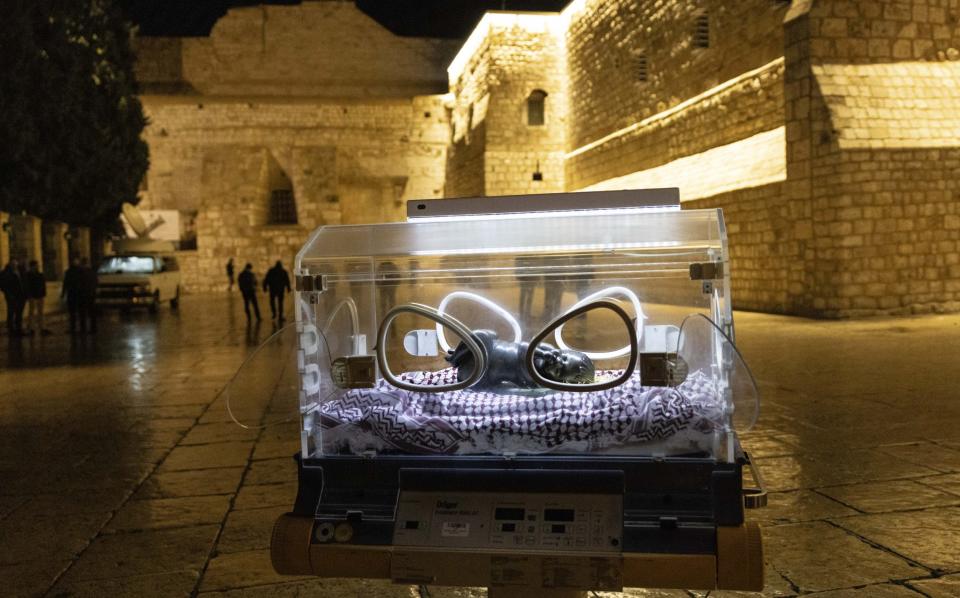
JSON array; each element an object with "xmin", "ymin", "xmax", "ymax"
[{"xmin": 96, "ymin": 240, "xmax": 182, "ymax": 312}]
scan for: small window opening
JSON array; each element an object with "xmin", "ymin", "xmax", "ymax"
[
  {"xmin": 269, "ymin": 189, "xmax": 298, "ymax": 225},
  {"xmin": 527, "ymin": 90, "xmax": 547, "ymax": 126},
  {"xmin": 694, "ymin": 13, "xmax": 710, "ymax": 48},
  {"xmin": 634, "ymin": 54, "xmax": 649, "ymax": 82}
]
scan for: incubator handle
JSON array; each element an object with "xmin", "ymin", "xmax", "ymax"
[{"xmin": 524, "ymin": 299, "xmax": 638, "ymax": 392}]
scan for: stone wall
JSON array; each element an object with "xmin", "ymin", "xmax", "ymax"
[
  {"xmin": 687, "ymin": 183, "xmax": 797, "ymax": 314},
  {"xmin": 784, "ymin": 0, "xmax": 960, "ymax": 316},
  {"xmin": 566, "ymin": 59, "xmax": 785, "ymax": 192},
  {"xmin": 136, "ymin": 0, "xmax": 960, "ymax": 316},
  {"xmin": 140, "ymin": 97, "xmax": 449, "ymax": 291},
  {"xmin": 444, "ymin": 31, "xmax": 492, "ymax": 198},
  {"xmin": 134, "ymin": 1, "xmax": 454, "ymax": 292},
  {"xmin": 134, "ymin": 1, "xmax": 458, "ymax": 98},
  {"xmin": 445, "ymin": 14, "xmax": 567, "ymax": 197},
  {"xmin": 564, "ymin": 0, "xmax": 789, "ymax": 153},
  {"xmin": 482, "ymin": 21, "xmax": 567, "ymax": 196}
]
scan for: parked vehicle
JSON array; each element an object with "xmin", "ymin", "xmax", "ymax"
[{"xmin": 96, "ymin": 240, "xmax": 181, "ymax": 312}]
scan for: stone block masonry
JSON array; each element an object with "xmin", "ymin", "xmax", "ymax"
[
  {"xmin": 782, "ymin": 0, "xmax": 960, "ymax": 316},
  {"xmin": 135, "ymin": 0, "xmax": 960, "ymax": 316},
  {"xmin": 445, "ymin": 14, "xmax": 567, "ymax": 197},
  {"xmin": 135, "ymin": 2, "xmax": 455, "ymax": 292}
]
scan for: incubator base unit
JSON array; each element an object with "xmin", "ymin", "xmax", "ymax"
[{"xmin": 265, "ymin": 189, "xmax": 766, "ymax": 592}]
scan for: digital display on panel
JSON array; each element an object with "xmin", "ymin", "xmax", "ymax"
[
  {"xmin": 494, "ymin": 507, "xmax": 526, "ymax": 521},
  {"xmin": 543, "ymin": 508, "xmax": 575, "ymax": 522}
]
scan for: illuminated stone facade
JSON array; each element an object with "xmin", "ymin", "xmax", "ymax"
[
  {"xmin": 134, "ymin": 1, "xmax": 457, "ymax": 291},
  {"xmin": 135, "ymin": 0, "xmax": 960, "ymax": 316}
]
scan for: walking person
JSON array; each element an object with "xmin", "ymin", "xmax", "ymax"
[
  {"xmin": 263, "ymin": 260, "xmax": 291, "ymax": 322},
  {"xmin": 62, "ymin": 258, "xmax": 83, "ymax": 334},
  {"xmin": 77, "ymin": 258, "xmax": 99, "ymax": 333},
  {"xmin": 226, "ymin": 258, "xmax": 235, "ymax": 291},
  {"xmin": 24, "ymin": 260, "xmax": 51, "ymax": 336},
  {"xmin": 0, "ymin": 258, "xmax": 27, "ymax": 337},
  {"xmin": 238, "ymin": 263, "xmax": 261, "ymax": 321}
]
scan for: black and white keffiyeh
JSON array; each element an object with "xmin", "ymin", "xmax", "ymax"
[{"xmin": 318, "ymin": 368, "xmax": 723, "ymax": 455}]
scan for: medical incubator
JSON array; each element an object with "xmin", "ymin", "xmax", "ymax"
[{"xmin": 262, "ymin": 189, "xmax": 766, "ymax": 594}]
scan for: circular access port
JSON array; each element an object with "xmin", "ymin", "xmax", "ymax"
[
  {"xmin": 610, "ymin": 538, "xmax": 620, "ymax": 547},
  {"xmin": 334, "ymin": 522, "xmax": 354, "ymax": 543},
  {"xmin": 314, "ymin": 522, "xmax": 335, "ymax": 543}
]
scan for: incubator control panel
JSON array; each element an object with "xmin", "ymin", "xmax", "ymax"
[{"xmin": 393, "ymin": 491, "xmax": 623, "ymax": 553}]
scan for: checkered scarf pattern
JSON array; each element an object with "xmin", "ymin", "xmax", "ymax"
[{"xmin": 319, "ymin": 368, "xmax": 722, "ymax": 455}]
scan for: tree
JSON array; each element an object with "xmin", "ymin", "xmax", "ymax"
[{"xmin": 0, "ymin": 0, "xmax": 148, "ymax": 227}]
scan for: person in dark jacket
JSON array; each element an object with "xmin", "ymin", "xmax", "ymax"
[
  {"xmin": 1, "ymin": 258, "xmax": 26, "ymax": 336},
  {"xmin": 61, "ymin": 258, "xmax": 83, "ymax": 333},
  {"xmin": 75, "ymin": 258, "xmax": 98, "ymax": 333},
  {"xmin": 226, "ymin": 258, "xmax": 235, "ymax": 291},
  {"xmin": 237, "ymin": 263, "xmax": 261, "ymax": 321},
  {"xmin": 262, "ymin": 260, "xmax": 291, "ymax": 322},
  {"xmin": 24, "ymin": 260, "xmax": 51, "ymax": 336}
]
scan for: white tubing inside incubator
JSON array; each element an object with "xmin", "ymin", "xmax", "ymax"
[
  {"xmin": 554, "ymin": 286, "xmax": 646, "ymax": 360},
  {"xmin": 322, "ymin": 298, "xmax": 361, "ymax": 355},
  {"xmin": 436, "ymin": 291, "xmax": 522, "ymax": 353}
]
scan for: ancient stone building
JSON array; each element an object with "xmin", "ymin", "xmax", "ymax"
[
  {"xmin": 135, "ymin": 0, "xmax": 960, "ymax": 317},
  {"xmin": 133, "ymin": 1, "xmax": 457, "ymax": 290}
]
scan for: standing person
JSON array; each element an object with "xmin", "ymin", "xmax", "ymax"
[
  {"xmin": 543, "ymin": 275, "xmax": 564, "ymax": 320},
  {"xmin": 515, "ymin": 255, "xmax": 537, "ymax": 321},
  {"xmin": 0, "ymin": 258, "xmax": 26, "ymax": 336},
  {"xmin": 263, "ymin": 260, "xmax": 291, "ymax": 322},
  {"xmin": 24, "ymin": 260, "xmax": 51, "ymax": 336},
  {"xmin": 77, "ymin": 258, "xmax": 99, "ymax": 333},
  {"xmin": 62, "ymin": 258, "xmax": 83, "ymax": 334},
  {"xmin": 226, "ymin": 258, "xmax": 235, "ymax": 291},
  {"xmin": 238, "ymin": 263, "xmax": 261, "ymax": 321}
]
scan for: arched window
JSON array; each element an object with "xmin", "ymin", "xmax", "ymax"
[
  {"xmin": 269, "ymin": 189, "xmax": 297, "ymax": 225},
  {"xmin": 527, "ymin": 89, "xmax": 547, "ymax": 126},
  {"xmin": 263, "ymin": 152, "xmax": 297, "ymax": 225}
]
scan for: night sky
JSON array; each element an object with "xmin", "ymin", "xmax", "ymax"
[{"xmin": 119, "ymin": 0, "xmax": 569, "ymax": 39}]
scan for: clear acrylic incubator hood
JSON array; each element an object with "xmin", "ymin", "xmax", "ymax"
[{"xmin": 240, "ymin": 189, "xmax": 767, "ymax": 593}]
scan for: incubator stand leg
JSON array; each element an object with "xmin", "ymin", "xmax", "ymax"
[
  {"xmin": 488, "ymin": 590, "xmax": 586, "ymax": 598},
  {"xmin": 717, "ymin": 523, "xmax": 764, "ymax": 591}
]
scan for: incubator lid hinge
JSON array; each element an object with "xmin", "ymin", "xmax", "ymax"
[
  {"xmin": 295, "ymin": 274, "xmax": 327, "ymax": 292},
  {"xmin": 689, "ymin": 262, "xmax": 723, "ymax": 280}
]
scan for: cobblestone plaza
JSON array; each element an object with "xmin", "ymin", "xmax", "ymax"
[{"xmin": 2, "ymin": 295, "xmax": 959, "ymax": 597}]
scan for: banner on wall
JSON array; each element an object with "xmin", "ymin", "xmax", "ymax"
[{"xmin": 122, "ymin": 210, "xmax": 197, "ymax": 250}]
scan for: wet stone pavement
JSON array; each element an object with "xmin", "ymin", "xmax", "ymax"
[{"xmin": 2, "ymin": 293, "xmax": 960, "ymax": 597}]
